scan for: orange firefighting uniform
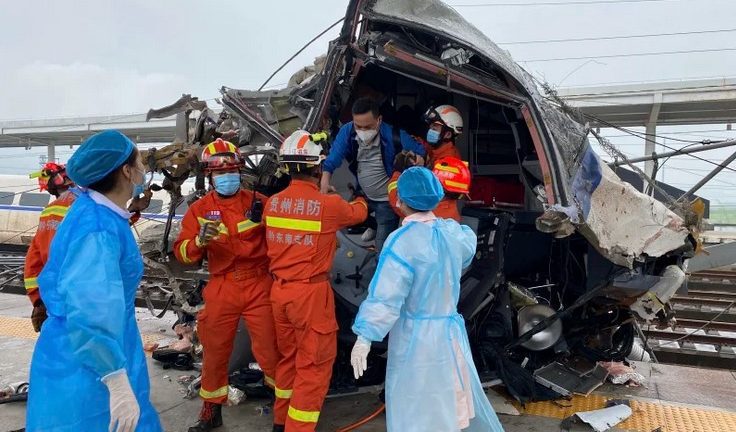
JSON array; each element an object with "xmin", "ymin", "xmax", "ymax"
[
  {"xmin": 388, "ymin": 141, "xmax": 464, "ymax": 221},
  {"xmin": 174, "ymin": 189, "xmax": 279, "ymax": 404},
  {"xmin": 24, "ymin": 190, "xmax": 78, "ymax": 306},
  {"xmin": 264, "ymin": 180, "xmax": 368, "ymax": 431}
]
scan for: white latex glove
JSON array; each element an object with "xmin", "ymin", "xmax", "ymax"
[
  {"xmin": 102, "ymin": 371, "xmax": 140, "ymax": 432},
  {"xmin": 351, "ymin": 336, "xmax": 371, "ymax": 380}
]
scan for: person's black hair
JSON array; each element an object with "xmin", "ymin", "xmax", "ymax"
[
  {"xmin": 285, "ymin": 162, "xmax": 321, "ymax": 180},
  {"xmin": 352, "ymin": 97, "xmax": 380, "ymax": 118},
  {"xmin": 88, "ymin": 148, "xmax": 139, "ymax": 194}
]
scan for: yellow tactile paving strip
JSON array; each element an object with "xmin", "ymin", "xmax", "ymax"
[
  {"xmin": 0, "ymin": 315, "xmax": 167, "ymax": 348},
  {"xmin": 518, "ymin": 393, "xmax": 736, "ymax": 432},
  {"xmin": 0, "ymin": 315, "xmax": 38, "ymax": 340}
]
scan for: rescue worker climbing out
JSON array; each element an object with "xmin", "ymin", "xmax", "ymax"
[
  {"xmin": 24, "ymin": 163, "xmax": 153, "ymax": 333},
  {"xmin": 265, "ymin": 130, "xmax": 368, "ymax": 432},
  {"xmin": 173, "ymin": 138, "xmax": 280, "ymax": 432},
  {"xmin": 351, "ymin": 167, "xmax": 504, "ymax": 432},
  {"xmin": 388, "ymin": 104, "xmax": 470, "ymax": 221},
  {"xmin": 320, "ymin": 97, "xmax": 425, "ymax": 251},
  {"xmin": 27, "ymin": 130, "xmax": 163, "ymax": 432}
]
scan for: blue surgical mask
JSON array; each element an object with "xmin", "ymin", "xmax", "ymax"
[
  {"xmin": 426, "ymin": 129, "xmax": 441, "ymax": 145},
  {"xmin": 213, "ymin": 173, "xmax": 241, "ymax": 196},
  {"xmin": 131, "ymin": 169, "xmax": 146, "ymax": 199}
]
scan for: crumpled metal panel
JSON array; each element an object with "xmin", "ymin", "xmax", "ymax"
[
  {"xmin": 556, "ymin": 148, "xmax": 690, "ymax": 267},
  {"xmin": 367, "ymin": 0, "xmax": 537, "ymax": 93},
  {"xmin": 535, "ymin": 98, "xmax": 590, "ymax": 177}
]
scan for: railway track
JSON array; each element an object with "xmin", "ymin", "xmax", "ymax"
[{"xmin": 638, "ymin": 269, "xmax": 736, "ymax": 369}]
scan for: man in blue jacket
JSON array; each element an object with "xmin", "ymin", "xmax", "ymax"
[{"xmin": 320, "ymin": 97, "xmax": 426, "ymax": 251}]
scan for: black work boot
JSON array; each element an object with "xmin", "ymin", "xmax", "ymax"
[
  {"xmin": 187, "ymin": 401, "xmax": 223, "ymax": 432},
  {"xmin": 272, "ymin": 425, "xmax": 285, "ymax": 432}
]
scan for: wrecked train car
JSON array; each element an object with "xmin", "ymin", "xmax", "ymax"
[{"xmin": 142, "ymin": 0, "xmax": 697, "ymax": 402}]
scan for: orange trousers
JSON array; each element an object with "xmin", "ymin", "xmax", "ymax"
[
  {"xmin": 197, "ymin": 270, "xmax": 279, "ymax": 404},
  {"xmin": 271, "ymin": 279, "xmax": 338, "ymax": 431}
]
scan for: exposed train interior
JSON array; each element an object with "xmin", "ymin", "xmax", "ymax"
[{"xmin": 323, "ymin": 57, "xmax": 639, "ymax": 399}]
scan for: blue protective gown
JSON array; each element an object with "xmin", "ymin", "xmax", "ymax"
[
  {"xmin": 26, "ymin": 192, "xmax": 162, "ymax": 432},
  {"xmin": 353, "ymin": 217, "xmax": 504, "ymax": 432}
]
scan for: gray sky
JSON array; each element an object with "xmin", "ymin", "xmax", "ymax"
[{"xmin": 2, "ymin": 0, "xmax": 736, "ymax": 206}]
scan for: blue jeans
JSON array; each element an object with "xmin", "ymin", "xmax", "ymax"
[{"xmin": 368, "ymin": 199, "xmax": 399, "ymax": 252}]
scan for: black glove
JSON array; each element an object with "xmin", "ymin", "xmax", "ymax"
[{"xmin": 31, "ymin": 302, "xmax": 47, "ymax": 333}]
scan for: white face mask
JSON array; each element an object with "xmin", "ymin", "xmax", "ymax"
[{"xmin": 356, "ymin": 129, "xmax": 379, "ymax": 145}]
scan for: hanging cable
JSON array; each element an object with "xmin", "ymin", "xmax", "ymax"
[
  {"xmin": 499, "ymin": 27, "xmax": 736, "ymax": 45},
  {"xmin": 258, "ymin": 17, "xmax": 344, "ymax": 91},
  {"xmin": 452, "ymin": 0, "xmax": 686, "ymax": 6},
  {"xmin": 521, "ymin": 47, "xmax": 736, "ymax": 63}
]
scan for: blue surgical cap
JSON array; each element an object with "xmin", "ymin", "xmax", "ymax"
[
  {"xmin": 67, "ymin": 130, "xmax": 135, "ymax": 187},
  {"xmin": 397, "ymin": 166, "xmax": 445, "ymax": 211}
]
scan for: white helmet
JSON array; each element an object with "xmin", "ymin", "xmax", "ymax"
[
  {"xmin": 424, "ymin": 104, "xmax": 464, "ymax": 135},
  {"xmin": 279, "ymin": 130, "xmax": 325, "ymax": 165}
]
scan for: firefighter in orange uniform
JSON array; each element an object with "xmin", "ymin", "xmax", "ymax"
[
  {"xmin": 173, "ymin": 139, "xmax": 280, "ymax": 432},
  {"xmin": 388, "ymin": 105, "xmax": 469, "ymax": 221},
  {"xmin": 24, "ymin": 162, "xmax": 152, "ymax": 334},
  {"xmin": 265, "ymin": 130, "xmax": 368, "ymax": 432},
  {"xmin": 24, "ymin": 163, "xmax": 76, "ymax": 332}
]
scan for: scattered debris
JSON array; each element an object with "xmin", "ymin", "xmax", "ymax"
[
  {"xmin": 256, "ymin": 405, "xmax": 271, "ymax": 416},
  {"xmin": 599, "ymin": 362, "xmax": 646, "ymax": 386},
  {"xmin": 486, "ymin": 389, "xmax": 520, "ymax": 416},
  {"xmin": 561, "ymin": 404, "xmax": 632, "ymax": 431},
  {"xmin": 143, "ymin": 342, "xmax": 159, "ymax": 352},
  {"xmin": 534, "ymin": 361, "xmax": 609, "ymax": 397},
  {"xmin": 184, "ymin": 376, "xmax": 202, "ymax": 400},
  {"xmin": 177, "ymin": 375, "xmax": 196, "ymax": 385},
  {"xmin": 227, "ymin": 386, "xmax": 246, "ymax": 406},
  {"xmin": 0, "ymin": 382, "xmax": 28, "ymax": 405}
]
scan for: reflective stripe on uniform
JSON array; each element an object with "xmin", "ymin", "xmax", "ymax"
[
  {"xmin": 353, "ymin": 200, "xmax": 368, "ymax": 208},
  {"xmin": 199, "ymin": 385, "xmax": 228, "ymax": 399},
  {"xmin": 387, "ymin": 181, "xmax": 398, "ymax": 192},
  {"xmin": 275, "ymin": 387, "xmax": 293, "ymax": 399},
  {"xmin": 197, "ymin": 217, "xmax": 229, "ymax": 235},
  {"xmin": 265, "ymin": 216, "xmax": 321, "ymax": 232},
  {"xmin": 24, "ymin": 277, "xmax": 39, "ymax": 290},
  {"xmin": 264, "ymin": 375, "xmax": 276, "ymax": 388},
  {"xmin": 288, "ymin": 406, "xmax": 320, "ymax": 423},
  {"xmin": 237, "ymin": 219, "xmax": 260, "ymax": 233},
  {"xmin": 40, "ymin": 205, "xmax": 69, "ymax": 218},
  {"xmin": 179, "ymin": 239, "xmax": 193, "ymax": 264},
  {"xmin": 445, "ymin": 180, "xmax": 469, "ymax": 191},
  {"xmin": 434, "ymin": 164, "xmax": 460, "ymax": 174}
]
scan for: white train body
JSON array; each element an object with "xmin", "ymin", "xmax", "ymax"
[{"xmin": 0, "ymin": 174, "xmax": 189, "ymax": 246}]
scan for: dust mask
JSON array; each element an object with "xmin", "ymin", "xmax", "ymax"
[{"xmin": 356, "ymin": 129, "xmax": 379, "ymax": 145}]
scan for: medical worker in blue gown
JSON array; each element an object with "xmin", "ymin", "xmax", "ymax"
[
  {"xmin": 26, "ymin": 130, "xmax": 162, "ymax": 432},
  {"xmin": 351, "ymin": 166, "xmax": 504, "ymax": 432}
]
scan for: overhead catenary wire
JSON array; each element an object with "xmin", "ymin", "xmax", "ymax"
[
  {"xmin": 452, "ymin": 0, "xmax": 685, "ymax": 6},
  {"xmin": 521, "ymin": 47, "xmax": 736, "ymax": 63},
  {"xmin": 499, "ymin": 27, "xmax": 736, "ymax": 45},
  {"xmin": 257, "ymin": 17, "xmax": 344, "ymax": 91},
  {"xmin": 585, "ymin": 114, "xmax": 736, "ymax": 174}
]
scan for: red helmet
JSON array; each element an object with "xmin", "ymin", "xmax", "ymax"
[
  {"xmin": 201, "ymin": 138, "xmax": 243, "ymax": 173},
  {"xmin": 432, "ymin": 157, "xmax": 471, "ymax": 194},
  {"xmin": 32, "ymin": 163, "xmax": 73, "ymax": 193}
]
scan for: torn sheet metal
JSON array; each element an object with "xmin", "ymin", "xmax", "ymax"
[
  {"xmin": 630, "ymin": 265, "xmax": 686, "ymax": 321},
  {"xmin": 567, "ymin": 404, "xmax": 633, "ymax": 432},
  {"xmin": 367, "ymin": 0, "xmax": 534, "ymax": 93},
  {"xmin": 555, "ymin": 148, "xmax": 690, "ymax": 267}
]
